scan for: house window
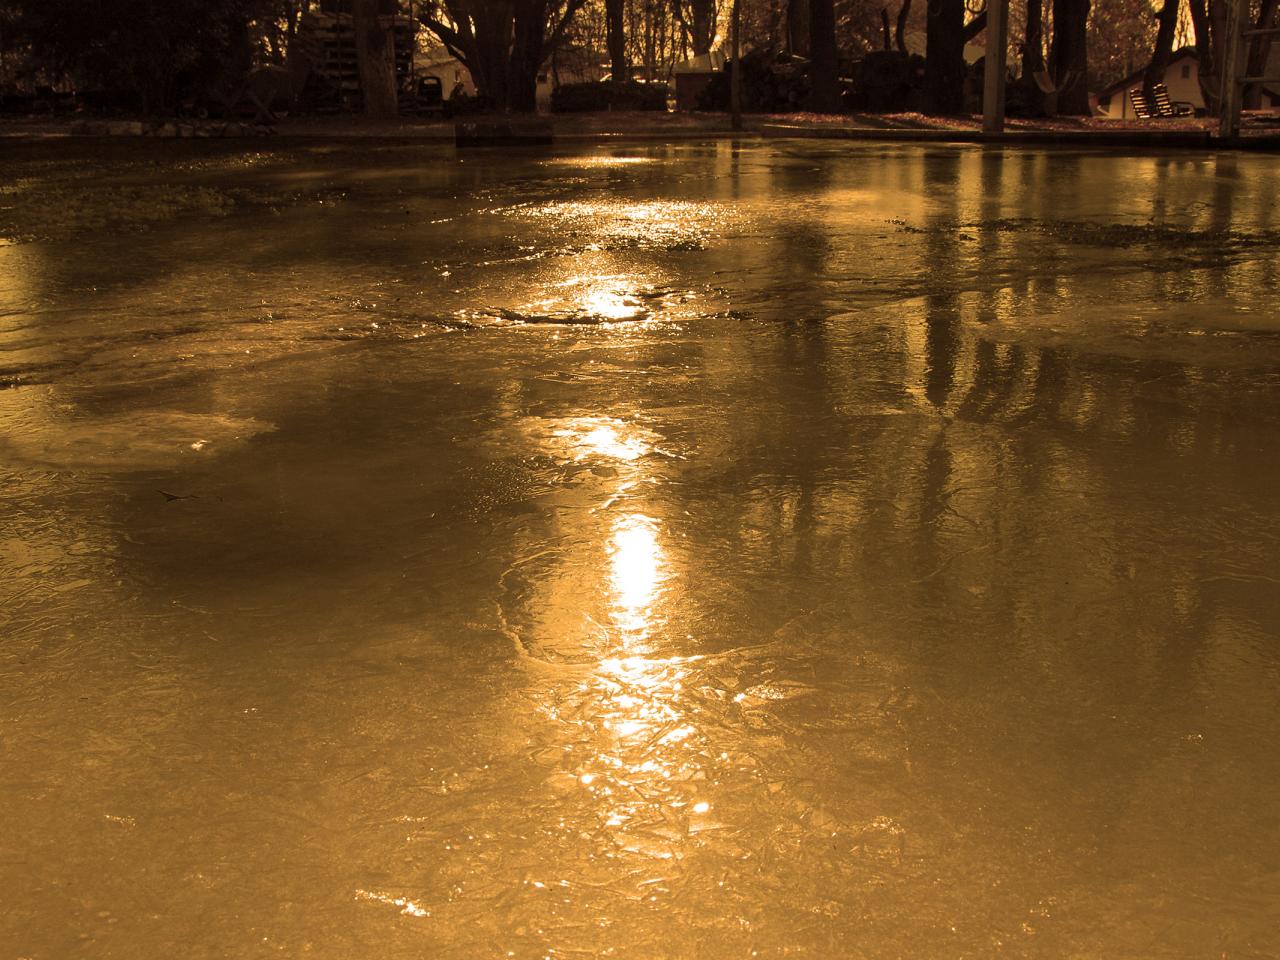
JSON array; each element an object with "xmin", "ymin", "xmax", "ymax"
[{"xmin": 1181, "ymin": 65, "xmax": 1191, "ymax": 79}]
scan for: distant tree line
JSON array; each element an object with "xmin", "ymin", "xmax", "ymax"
[{"xmin": 0, "ymin": 0, "xmax": 1275, "ymax": 117}]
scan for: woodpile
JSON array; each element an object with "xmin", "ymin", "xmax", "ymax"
[{"xmin": 696, "ymin": 51, "xmax": 811, "ymax": 113}]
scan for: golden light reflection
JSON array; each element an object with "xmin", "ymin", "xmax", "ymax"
[
  {"xmin": 565, "ymin": 653, "xmax": 716, "ymax": 859},
  {"xmin": 513, "ymin": 274, "xmax": 665, "ymax": 325},
  {"xmin": 507, "ymin": 199, "xmax": 720, "ymax": 250},
  {"xmin": 609, "ymin": 514, "xmax": 665, "ymax": 637},
  {"xmin": 580, "ymin": 285, "xmax": 647, "ymax": 322},
  {"xmin": 553, "ymin": 274, "xmax": 653, "ymax": 324},
  {"xmin": 526, "ymin": 404, "xmax": 715, "ymax": 862},
  {"xmin": 553, "ymin": 417, "xmax": 651, "ymax": 462},
  {"xmin": 540, "ymin": 156, "xmax": 657, "ymax": 168}
]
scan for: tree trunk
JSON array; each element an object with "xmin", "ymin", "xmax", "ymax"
[
  {"xmin": 1021, "ymin": 0, "xmax": 1047, "ymax": 112},
  {"xmin": 731, "ymin": 0, "xmax": 743, "ymax": 128},
  {"xmin": 925, "ymin": 0, "xmax": 966, "ymax": 113},
  {"xmin": 353, "ymin": 0, "xmax": 397, "ymax": 119},
  {"xmin": 808, "ymin": 0, "xmax": 840, "ymax": 110},
  {"xmin": 1188, "ymin": 0, "xmax": 1219, "ymax": 113},
  {"xmin": 895, "ymin": 0, "xmax": 912, "ymax": 53},
  {"xmin": 422, "ymin": 0, "xmax": 586, "ymax": 112},
  {"xmin": 767, "ymin": 0, "xmax": 785, "ymax": 53},
  {"xmin": 607, "ymin": 0, "xmax": 627, "ymax": 81},
  {"xmin": 1024, "ymin": 0, "xmax": 1044, "ymax": 73},
  {"xmin": 788, "ymin": 0, "xmax": 810, "ymax": 56},
  {"xmin": 1143, "ymin": 0, "xmax": 1180, "ymax": 100},
  {"xmin": 1049, "ymin": 0, "xmax": 1089, "ymax": 114},
  {"xmin": 1244, "ymin": 0, "xmax": 1278, "ymax": 108},
  {"xmin": 507, "ymin": 0, "xmax": 547, "ymax": 113}
]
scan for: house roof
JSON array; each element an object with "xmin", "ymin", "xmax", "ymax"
[{"xmin": 1095, "ymin": 47, "xmax": 1198, "ymax": 99}]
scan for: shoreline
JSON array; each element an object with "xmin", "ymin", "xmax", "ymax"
[{"xmin": 3, "ymin": 110, "xmax": 1279, "ymax": 150}]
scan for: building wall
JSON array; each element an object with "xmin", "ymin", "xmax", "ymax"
[{"xmin": 1093, "ymin": 58, "xmax": 1203, "ymax": 119}]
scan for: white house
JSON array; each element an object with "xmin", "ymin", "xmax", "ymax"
[{"xmin": 1091, "ymin": 46, "xmax": 1280, "ymax": 119}]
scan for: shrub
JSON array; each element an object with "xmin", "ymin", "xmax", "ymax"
[
  {"xmin": 695, "ymin": 51, "xmax": 811, "ymax": 113},
  {"xmin": 847, "ymin": 51, "xmax": 926, "ymax": 113},
  {"xmin": 551, "ymin": 80, "xmax": 668, "ymax": 113}
]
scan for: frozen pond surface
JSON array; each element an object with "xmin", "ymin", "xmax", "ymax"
[{"xmin": 2, "ymin": 139, "xmax": 1280, "ymax": 958}]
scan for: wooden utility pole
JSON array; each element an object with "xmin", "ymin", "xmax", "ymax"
[
  {"xmin": 730, "ymin": 0, "xmax": 743, "ymax": 130},
  {"xmin": 982, "ymin": 0, "xmax": 1009, "ymax": 132}
]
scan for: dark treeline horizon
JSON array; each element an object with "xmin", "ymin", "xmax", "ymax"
[{"xmin": 0, "ymin": 0, "xmax": 1274, "ymax": 116}]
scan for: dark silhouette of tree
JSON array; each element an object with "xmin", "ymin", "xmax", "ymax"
[
  {"xmin": 606, "ymin": 0, "xmax": 627, "ymax": 79},
  {"xmin": 1050, "ymin": 0, "xmax": 1090, "ymax": 114},
  {"xmin": 924, "ymin": 0, "xmax": 965, "ymax": 113},
  {"xmin": 895, "ymin": 0, "xmax": 912, "ymax": 53},
  {"xmin": 1185, "ymin": 0, "xmax": 1223, "ymax": 114},
  {"xmin": 1024, "ymin": 0, "xmax": 1046, "ymax": 78},
  {"xmin": 353, "ymin": 0, "xmax": 398, "ymax": 117},
  {"xmin": 673, "ymin": 0, "xmax": 716, "ymax": 54},
  {"xmin": 4, "ymin": 0, "xmax": 266, "ymax": 113},
  {"xmin": 808, "ymin": 0, "xmax": 840, "ymax": 110},
  {"xmin": 420, "ymin": 0, "xmax": 589, "ymax": 112},
  {"xmin": 788, "ymin": 0, "xmax": 810, "ymax": 55},
  {"xmin": 1142, "ymin": 0, "xmax": 1180, "ymax": 100}
]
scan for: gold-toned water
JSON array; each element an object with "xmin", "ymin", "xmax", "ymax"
[{"xmin": 2, "ymin": 139, "xmax": 1279, "ymax": 958}]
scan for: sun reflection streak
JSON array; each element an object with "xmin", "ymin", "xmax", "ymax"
[
  {"xmin": 609, "ymin": 515, "xmax": 665, "ymax": 638},
  {"xmin": 527, "ymin": 409, "xmax": 718, "ymax": 863},
  {"xmin": 555, "ymin": 418, "xmax": 650, "ymax": 462},
  {"xmin": 540, "ymin": 156, "xmax": 657, "ymax": 168},
  {"xmin": 566, "ymin": 652, "xmax": 719, "ymax": 860},
  {"xmin": 579, "ymin": 285, "xmax": 647, "ymax": 322},
  {"xmin": 503, "ymin": 199, "xmax": 722, "ymax": 251}
]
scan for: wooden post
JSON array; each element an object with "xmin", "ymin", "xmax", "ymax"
[
  {"xmin": 982, "ymin": 0, "xmax": 1009, "ymax": 133},
  {"xmin": 730, "ymin": 0, "xmax": 743, "ymax": 131},
  {"xmin": 1218, "ymin": 0, "xmax": 1248, "ymax": 139}
]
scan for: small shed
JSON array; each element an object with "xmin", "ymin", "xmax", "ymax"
[{"xmin": 673, "ymin": 51, "xmax": 726, "ymax": 110}]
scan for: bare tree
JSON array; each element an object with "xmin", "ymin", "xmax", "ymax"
[
  {"xmin": 420, "ymin": 0, "xmax": 589, "ymax": 111},
  {"xmin": 672, "ymin": 0, "xmax": 716, "ymax": 55}
]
